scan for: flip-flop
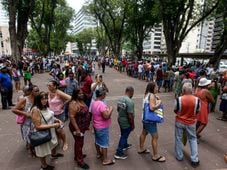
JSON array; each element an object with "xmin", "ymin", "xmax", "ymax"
[
  {"xmin": 63, "ymin": 143, "xmax": 68, "ymax": 151},
  {"xmin": 102, "ymin": 159, "xmax": 115, "ymax": 166},
  {"xmin": 138, "ymin": 149, "xmax": 150, "ymax": 154},
  {"xmin": 152, "ymin": 156, "xmax": 166, "ymax": 162},
  {"xmin": 217, "ymin": 117, "xmax": 227, "ymax": 121}
]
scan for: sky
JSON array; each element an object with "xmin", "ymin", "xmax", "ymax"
[{"xmin": 66, "ymin": 0, "xmax": 85, "ymax": 13}]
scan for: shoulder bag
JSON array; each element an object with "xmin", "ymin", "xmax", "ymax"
[
  {"xmin": 143, "ymin": 94, "xmax": 164, "ymax": 123},
  {"xmin": 30, "ymin": 110, "xmax": 52, "ymax": 147}
]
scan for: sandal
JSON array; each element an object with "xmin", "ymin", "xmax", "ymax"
[
  {"xmin": 63, "ymin": 143, "xmax": 68, "ymax": 151},
  {"xmin": 152, "ymin": 156, "xmax": 166, "ymax": 162},
  {"xmin": 138, "ymin": 149, "xmax": 150, "ymax": 154},
  {"xmin": 102, "ymin": 159, "xmax": 115, "ymax": 166}
]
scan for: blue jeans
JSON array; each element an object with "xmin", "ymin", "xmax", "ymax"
[
  {"xmin": 116, "ymin": 127, "xmax": 132, "ymax": 155},
  {"xmin": 175, "ymin": 121, "xmax": 199, "ymax": 162}
]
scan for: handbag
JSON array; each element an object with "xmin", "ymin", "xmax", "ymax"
[
  {"xmin": 143, "ymin": 95, "xmax": 164, "ymax": 123},
  {"xmin": 16, "ymin": 115, "xmax": 25, "ymax": 124},
  {"xmin": 30, "ymin": 111, "xmax": 52, "ymax": 147}
]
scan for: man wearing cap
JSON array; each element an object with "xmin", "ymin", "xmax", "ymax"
[
  {"xmin": 195, "ymin": 78, "xmax": 215, "ymax": 139},
  {"xmin": 0, "ymin": 64, "xmax": 14, "ymax": 109}
]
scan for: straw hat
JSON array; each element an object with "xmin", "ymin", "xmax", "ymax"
[{"xmin": 198, "ymin": 78, "xmax": 211, "ymax": 87}]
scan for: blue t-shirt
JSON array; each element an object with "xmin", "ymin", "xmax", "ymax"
[{"xmin": 0, "ymin": 72, "xmax": 13, "ymax": 90}]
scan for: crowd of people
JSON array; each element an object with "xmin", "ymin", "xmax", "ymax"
[{"xmin": 0, "ymin": 55, "xmax": 226, "ymax": 169}]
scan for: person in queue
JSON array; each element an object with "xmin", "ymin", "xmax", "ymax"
[
  {"xmin": 47, "ymin": 80, "xmax": 71, "ymax": 151},
  {"xmin": 195, "ymin": 78, "xmax": 215, "ymax": 139},
  {"xmin": 68, "ymin": 88, "xmax": 91, "ymax": 169},
  {"xmin": 114, "ymin": 86, "xmax": 135, "ymax": 160},
  {"xmin": 91, "ymin": 87, "xmax": 115, "ymax": 165},
  {"xmin": 12, "ymin": 85, "xmax": 40, "ymax": 156},
  {"xmin": 138, "ymin": 82, "xmax": 166, "ymax": 162},
  {"xmin": 174, "ymin": 83, "xmax": 200, "ymax": 168},
  {"xmin": 31, "ymin": 92, "xmax": 63, "ymax": 170}
]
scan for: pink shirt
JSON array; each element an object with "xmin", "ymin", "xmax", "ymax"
[
  {"xmin": 48, "ymin": 93, "xmax": 64, "ymax": 115},
  {"xmin": 91, "ymin": 100, "xmax": 111, "ymax": 129}
]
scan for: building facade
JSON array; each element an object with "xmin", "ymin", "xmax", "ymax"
[
  {"xmin": 69, "ymin": 8, "xmax": 98, "ymax": 56},
  {"xmin": 211, "ymin": 14, "xmax": 224, "ymax": 52},
  {"xmin": 0, "ymin": 1, "xmax": 11, "ymax": 56},
  {"xmin": 143, "ymin": 24, "xmax": 163, "ymax": 54}
]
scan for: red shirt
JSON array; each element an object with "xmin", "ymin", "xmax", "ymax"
[{"xmin": 81, "ymin": 75, "xmax": 92, "ymax": 95}]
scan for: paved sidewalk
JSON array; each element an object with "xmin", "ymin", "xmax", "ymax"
[{"xmin": 0, "ymin": 66, "xmax": 227, "ymax": 170}]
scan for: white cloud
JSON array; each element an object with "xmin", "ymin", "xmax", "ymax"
[{"xmin": 66, "ymin": 0, "xmax": 85, "ymax": 13}]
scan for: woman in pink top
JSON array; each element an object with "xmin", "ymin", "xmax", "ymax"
[
  {"xmin": 195, "ymin": 78, "xmax": 214, "ymax": 139},
  {"xmin": 91, "ymin": 88, "xmax": 115, "ymax": 166},
  {"xmin": 48, "ymin": 80, "xmax": 71, "ymax": 151}
]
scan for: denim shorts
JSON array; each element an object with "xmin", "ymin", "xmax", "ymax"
[
  {"xmin": 94, "ymin": 127, "xmax": 109, "ymax": 148},
  {"xmin": 143, "ymin": 122, "xmax": 157, "ymax": 135},
  {"xmin": 55, "ymin": 113, "xmax": 65, "ymax": 122}
]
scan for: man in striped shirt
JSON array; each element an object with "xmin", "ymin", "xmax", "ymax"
[{"xmin": 174, "ymin": 83, "xmax": 200, "ymax": 168}]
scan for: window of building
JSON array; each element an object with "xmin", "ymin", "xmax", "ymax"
[
  {"xmin": 1, "ymin": 41, "xmax": 3, "ymax": 47},
  {"xmin": 0, "ymin": 32, "xmax": 2, "ymax": 38},
  {"xmin": 154, "ymin": 46, "xmax": 160, "ymax": 49}
]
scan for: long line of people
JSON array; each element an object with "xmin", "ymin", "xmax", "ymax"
[{"xmin": 4, "ymin": 56, "xmax": 227, "ymax": 169}]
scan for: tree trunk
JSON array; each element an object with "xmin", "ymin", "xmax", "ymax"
[
  {"xmin": 8, "ymin": 0, "xmax": 20, "ymax": 61},
  {"xmin": 136, "ymin": 31, "xmax": 144, "ymax": 60},
  {"xmin": 166, "ymin": 39, "xmax": 178, "ymax": 66}
]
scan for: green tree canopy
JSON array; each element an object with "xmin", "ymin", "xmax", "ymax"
[
  {"xmin": 87, "ymin": 0, "xmax": 128, "ymax": 58},
  {"xmin": 27, "ymin": 0, "xmax": 74, "ymax": 56},
  {"xmin": 74, "ymin": 28, "xmax": 95, "ymax": 56},
  {"xmin": 157, "ymin": 0, "xmax": 219, "ymax": 66},
  {"xmin": 124, "ymin": 0, "xmax": 158, "ymax": 60}
]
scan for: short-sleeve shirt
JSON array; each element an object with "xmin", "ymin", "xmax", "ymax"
[
  {"xmin": 117, "ymin": 96, "xmax": 135, "ymax": 129},
  {"xmin": 91, "ymin": 100, "xmax": 111, "ymax": 129}
]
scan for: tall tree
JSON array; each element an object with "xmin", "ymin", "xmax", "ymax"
[
  {"xmin": 94, "ymin": 26, "xmax": 109, "ymax": 56},
  {"xmin": 157, "ymin": 0, "xmax": 219, "ymax": 66},
  {"xmin": 3, "ymin": 0, "xmax": 35, "ymax": 61},
  {"xmin": 209, "ymin": 0, "xmax": 227, "ymax": 68},
  {"xmin": 29, "ymin": 0, "xmax": 58, "ymax": 56},
  {"xmin": 74, "ymin": 28, "xmax": 95, "ymax": 56},
  {"xmin": 125, "ymin": 0, "xmax": 158, "ymax": 60},
  {"xmin": 87, "ymin": 0, "xmax": 128, "ymax": 58},
  {"xmin": 27, "ymin": 0, "xmax": 74, "ymax": 56}
]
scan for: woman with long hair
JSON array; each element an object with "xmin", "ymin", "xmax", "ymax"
[
  {"xmin": 68, "ymin": 88, "xmax": 91, "ymax": 169},
  {"xmin": 31, "ymin": 92, "xmax": 63, "ymax": 170},
  {"xmin": 138, "ymin": 82, "xmax": 166, "ymax": 162},
  {"xmin": 47, "ymin": 80, "xmax": 71, "ymax": 151}
]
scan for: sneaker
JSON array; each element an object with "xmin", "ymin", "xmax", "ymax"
[
  {"xmin": 78, "ymin": 163, "xmax": 89, "ymax": 169},
  {"xmin": 191, "ymin": 161, "xmax": 200, "ymax": 168},
  {"xmin": 123, "ymin": 144, "xmax": 132, "ymax": 151},
  {"xmin": 114, "ymin": 153, "xmax": 128, "ymax": 160}
]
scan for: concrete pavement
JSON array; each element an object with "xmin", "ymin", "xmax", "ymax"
[{"xmin": 0, "ymin": 66, "xmax": 227, "ymax": 170}]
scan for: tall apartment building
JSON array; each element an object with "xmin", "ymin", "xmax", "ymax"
[
  {"xmin": 180, "ymin": 20, "xmax": 215, "ymax": 53},
  {"xmin": 211, "ymin": 14, "xmax": 224, "ymax": 52},
  {"xmin": 68, "ymin": 8, "xmax": 97, "ymax": 56},
  {"xmin": 74, "ymin": 9, "xmax": 97, "ymax": 34},
  {"xmin": 0, "ymin": 1, "xmax": 11, "ymax": 56},
  {"xmin": 143, "ymin": 24, "xmax": 163, "ymax": 54}
]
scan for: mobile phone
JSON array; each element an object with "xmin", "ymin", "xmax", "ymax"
[{"xmin": 59, "ymin": 124, "xmax": 64, "ymax": 129}]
